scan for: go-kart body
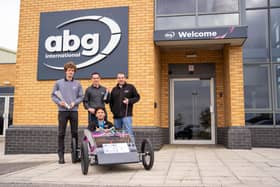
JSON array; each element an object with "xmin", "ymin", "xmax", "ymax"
[
  {"xmin": 72, "ymin": 128, "xmax": 154, "ymax": 175},
  {"xmin": 85, "ymin": 129, "xmax": 139, "ymax": 165}
]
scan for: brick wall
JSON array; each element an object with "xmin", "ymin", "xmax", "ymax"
[
  {"xmin": 5, "ymin": 126, "xmax": 168, "ymax": 154},
  {"xmin": 223, "ymin": 45, "xmax": 245, "ymax": 126},
  {"xmin": 15, "ymin": 0, "xmax": 158, "ymax": 127},
  {"xmin": 0, "ymin": 64, "xmax": 16, "ymax": 86}
]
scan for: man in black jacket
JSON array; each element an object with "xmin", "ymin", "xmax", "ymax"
[{"xmin": 110, "ymin": 72, "xmax": 140, "ymax": 142}]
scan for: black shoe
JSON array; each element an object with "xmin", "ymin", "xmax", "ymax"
[
  {"xmin": 58, "ymin": 152, "xmax": 65, "ymax": 164},
  {"xmin": 58, "ymin": 157, "xmax": 65, "ymax": 164}
]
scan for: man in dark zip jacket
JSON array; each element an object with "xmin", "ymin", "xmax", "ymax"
[
  {"xmin": 83, "ymin": 72, "xmax": 109, "ymax": 124},
  {"xmin": 110, "ymin": 72, "xmax": 140, "ymax": 142}
]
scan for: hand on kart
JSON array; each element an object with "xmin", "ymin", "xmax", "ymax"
[{"xmin": 96, "ymin": 127, "xmax": 115, "ymax": 133}]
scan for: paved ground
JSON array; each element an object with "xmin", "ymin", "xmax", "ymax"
[{"xmin": 1, "ymin": 138, "xmax": 280, "ymax": 187}]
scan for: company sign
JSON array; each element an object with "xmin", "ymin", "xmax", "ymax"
[
  {"xmin": 154, "ymin": 26, "xmax": 247, "ymax": 42},
  {"xmin": 37, "ymin": 7, "xmax": 128, "ymax": 80}
]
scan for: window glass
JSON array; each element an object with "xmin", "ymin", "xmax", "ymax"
[
  {"xmin": 275, "ymin": 65, "xmax": 280, "ymax": 108},
  {"xmin": 275, "ymin": 114, "xmax": 280, "ymax": 125},
  {"xmin": 156, "ymin": 16, "xmax": 196, "ymax": 30},
  {"xmin": 246, "ymin": 0, "xmax": 268, "ymax": 8},
  {"xmin": 271, "ymin": 8, "xmax": 280, "ymax": 62},
  {"xmin": 156, "ymin": 0, "xmax": 195, "ymax": 15},
  {"xmin": 270, "ymin": 0, "xmax": 280, "ymax": 7},
  {"xmin": 244, "ymin": 9, "xmax": 269, "ymax": 62},
  {"xmin": 198, "ymin": 0, "xmax": 238, "ymax": 13},
  {"xmin": 8, "ymin": 97, "xmax": 13, "ymax": 126},
  {"xmin": 244, "ymin": 65, "xmax": 270, "ymax": 109},
  {"xmin": 198, "ymin": 14, "xmax": 239, "ymax": 27},
  {"xmin": 246, "ymin": 113, "xmax": 273, "ymax": 125}
]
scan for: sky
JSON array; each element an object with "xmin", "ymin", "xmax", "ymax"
[{"xmin": 0, "ymin": 0, "xmax": 20, "ymax": 51}]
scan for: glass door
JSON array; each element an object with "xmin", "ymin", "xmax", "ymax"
[
  {"xmin": 170, "ymin": 78, "xmax": 215, "ymax": 144},
  {"xmin": 0, "ymin": 96, "xmax": 14, "ymax": 136}
]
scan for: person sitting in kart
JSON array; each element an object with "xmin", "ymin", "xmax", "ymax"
[{"xmin": 88, "ymin": 107, "xmax": 114, "ymax": 132}]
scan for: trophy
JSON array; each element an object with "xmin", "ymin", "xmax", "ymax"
[
  {"xmin": 54, "ymin": 90, "xmax": 71, "ymax": 110},
  {"xmin": 103, "ymin": 89, "xmax": 109, "ymax": 101}
]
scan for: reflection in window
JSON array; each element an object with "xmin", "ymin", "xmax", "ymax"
[
  {"xmin": 8, "ymin": 97, "xmax": 13, "ymax": 126},
  {"xmin": 275, "ymin": 66, "xmax": 280, "ymax": 108},
  {"xmin": 275, "ymin": 114, "xmax": 280, "ymax": 125},
  {"xmin": 156, "ymin": 16, "xmax": 196, "ymax": 30},
  {"xmin": 156, "ymin": 0, "xmax": 195, "ymax": 15},
  {"xmin": 155, "ymin": 0, "xmax": 240, "ymax": 30},
  {"xmin": 198, "ymin": 14, "xmax": 239, "ymax": 27},
  {"xmin": 244, "ymin": 9, "xmax": 269, "ymax": 62},
  {"xmin": 246, "ymin": 113, "xmax": 273, "ymax": 125},
  {"xmin": 198, "ymin": 0, "xmax": 238, "ymax": 13},
  {"xmin": 271, "ymin": 8, "xmax": 280, "ymax": 62},
  {"xmin": 246, "ymin": 0, "xmax": 267, "ymax": 9},
  {"xmin": 244, "ymin": 65, "xmax": 270, "ymax": 109},
  {"xmin": 270, "ymin": 0, "xmax": 280, "ymax": 7}
]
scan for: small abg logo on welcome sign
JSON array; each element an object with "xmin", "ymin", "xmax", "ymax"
[{"xmin": 37, "ymin": 7, "xmax": 128, "ymax": 80}]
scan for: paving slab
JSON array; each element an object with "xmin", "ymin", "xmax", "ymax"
[{"xmin": 1, "ymin": 142, "xmax": 280, "ymax": 187}]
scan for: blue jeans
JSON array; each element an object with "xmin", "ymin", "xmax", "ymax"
[{"xmin": 114, "ymin": 117, "xmax": 134, "ymax": 142}]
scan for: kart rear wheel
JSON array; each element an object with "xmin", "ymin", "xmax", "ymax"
[
  {"xmin": 141, "ymin": 139, "xmax": 154, "ymax": 170},
  {"xmin": 71, "ymin": 138, "xmax": 77, "ymax": 163},
  {"xmin": 80, "ymin": 141, "xmax": 89, "ymax": 175}
]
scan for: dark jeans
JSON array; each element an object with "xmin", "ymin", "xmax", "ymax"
[{"xmin": 58, "ymin": 111, "xmax": 78, "ymax": 154}]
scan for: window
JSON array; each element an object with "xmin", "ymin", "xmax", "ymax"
[
  {"xmin": 244, "ymin": 1, "xmax": 280, "ymax": 126},
  {"xmin": 245, "ymin": 113, "xmax": 273, "ymax": 126},
  {"xmin": 155, "ymin": 0, "xmax": 240, "ymax": 30},
  {"xmin": 270, "ymin": 8, "xmax": 280, "ymax": 62},
  {"xmin": 275, "ymin": 65, "xmax": 280, "ymax": 108},
  {"xmin": 198, "ymin": 14, "xmax": 239, "ymax": 27},
  {"xmin": 275, "ymin": 113, "xmax": 280, "ymax": 125},
  {"xmin": 156, "ymin": 0, "xmax": 195, "ymax": 15},
  {"xmin": 243, "ymin": 9, "xmax": 269, "ymax": 62},
  {"xmin": 198, "ymin": 0, "xmax": 239, "ymax": 13},
  {"xmin": 244, "ymin": 65, "xmax": 270, "ymax": 109},
  {"xmin": 156, "ymin": 16, "xmax": 196, "ymax": 30},
  {"xmin": 246, "ymin": 0, "xmax": 268, "ymax": 9},
  {"xmin": 270, "ymin": 0, "xmax": 280, "ymax": 7}
]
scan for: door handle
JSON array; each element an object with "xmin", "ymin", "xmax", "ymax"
[{"xmin": 210, "ymin": 105, "xmax": 214, "ymax": 113}]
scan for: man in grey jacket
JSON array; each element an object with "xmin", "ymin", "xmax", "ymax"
[{"xmin": 51, "ymin": 61, "xmax": 83, "ymax": 164}]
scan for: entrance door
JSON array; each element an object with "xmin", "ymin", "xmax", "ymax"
[
  {"xmin": 0, "ymin": 96, "xmax": 14, "ymax": 136},
  {"xmin": 170, "ymin": 78, "xmax": 215, "ymax": 144}
]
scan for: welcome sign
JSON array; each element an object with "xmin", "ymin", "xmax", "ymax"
[{"xmin": 37, "ymin": 7, "xmax": 128, "ymax": 80}]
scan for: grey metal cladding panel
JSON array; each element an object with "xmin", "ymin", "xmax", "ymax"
[
  {"xmin": 169, "ymin": 63, "xmax": 215, "ymax": 77},
  {"xmin": 96, "ymin": 152, "xmax": 140, "ymax": 165},
  {"xmin": 0, "ymin": 86, "xmax": 14, "ymax": 94}
]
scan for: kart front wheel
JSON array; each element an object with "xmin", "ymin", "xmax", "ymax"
[
  {"xmin": 80, "ymin": 141, "xmax": 89, "ymax": 175},
  {"xmin": 141, "ymin": 139, "xmax": 154, "ymax": 170}
]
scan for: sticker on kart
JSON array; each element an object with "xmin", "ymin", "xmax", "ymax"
[{"xmin": 103, "ymin": 143, "xmax": 130, "ymax": 154}]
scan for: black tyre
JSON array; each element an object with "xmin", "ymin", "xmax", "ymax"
[
  {"xmin": 141, "ymin": 139, "xmax": 154, "ymax": 170},
  {"xmin": 71, "ymin": 138, "xmax": 77, "ymax": 163},
  {"xmin": 80, "ymin": 141, "xmax": 89, "ymax": 175}
]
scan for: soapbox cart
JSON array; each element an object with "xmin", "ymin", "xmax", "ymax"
[{"xmin": 71, "ymin": 128, "xmax": 154, "ymax": 175}]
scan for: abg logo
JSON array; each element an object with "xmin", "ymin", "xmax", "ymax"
[{"xmin": 44, "ymin": 16, "xmax": 122, "ymax": 70}]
